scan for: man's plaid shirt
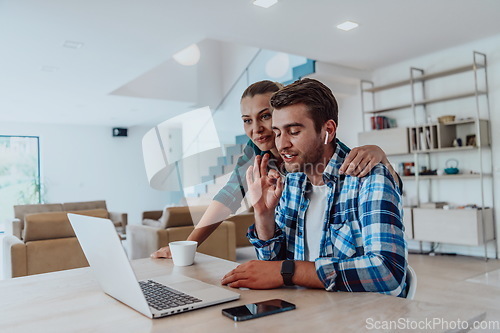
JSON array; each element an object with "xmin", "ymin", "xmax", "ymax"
[{"xmin": 248, "ymin": 141, "xmax": 408, "ymax": 297}]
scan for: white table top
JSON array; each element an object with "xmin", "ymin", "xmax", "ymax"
[{"xmin": 0, "ymin": 253, "xmax": 485, "ymax": 332}]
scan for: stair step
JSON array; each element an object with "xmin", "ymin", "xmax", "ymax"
[
  {"xmin": 222, "ymin": 162, "xmax": 237, "ymax": 175},
  {"xmin": 194, "ymin": 143, "xmax": 247, "ymax": 198},
  {"xmin": 207, "ymin": 162, "xmax": 239, "ymax": 179},
  {"xmin": 217, "ymin": 156, "xmax": 229, "ymax": 166},
  {"xmin": 201, "ymin": 175, "xmax": 215, "ymax": 183},
  {"xmin": 205, "ymin": 173, "xmax": 233, "ymax": 196},
  {"xmin": 194, "ymin": 183, "xmax": 208, "ymax": 195},
  {"xmin": 209, "ymin": 165, "xmax": 224, "ymax": 178},
  {"xmin": 226, "ymin": 144, "xmax": 244, "ymax": 158}
]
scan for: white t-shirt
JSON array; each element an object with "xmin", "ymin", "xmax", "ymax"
[{"xmin": 304, "ymin": 184, "xmax": 329, "ymax": 262}]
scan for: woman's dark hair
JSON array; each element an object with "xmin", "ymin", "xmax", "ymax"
[
  {"xmin": 241, "ymin": 80, "xmax": 283, "ymax": 100},
  {"xmin": 270, "ymin": 78, "xmax": 338, "ymax": 132}
]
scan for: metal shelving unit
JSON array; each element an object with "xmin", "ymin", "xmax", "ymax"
[
  {"xmin": 401, "ymin": 174, "xmax": 492, "ymax": 181},
  {"xmin": 360, "ymin": 51, "xmax": 496, "ymax": 260}
]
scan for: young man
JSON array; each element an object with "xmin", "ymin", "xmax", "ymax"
[{"xmin": 221, "ymin": 78, "xmax": 407, "ymax": 297}]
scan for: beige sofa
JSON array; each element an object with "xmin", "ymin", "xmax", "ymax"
[
  {"xmin": 10, "ymin": 200, "xmax": 127, "ymax": 240},
  {"xmin": 224, "ymin": 212, "xmax": 254, "ymax": 248},
  {"xmin": 127, "ymin": 206, "xmax": 255, "ymax": 261},
  {"xmin": 2, "ymin": 209, "xmax": 110, "ymax": 278}
]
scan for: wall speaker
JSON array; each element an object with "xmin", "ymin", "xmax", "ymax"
[{"xmin": 112, "ymin": 128, "xmax": 128, "ymax": 137}]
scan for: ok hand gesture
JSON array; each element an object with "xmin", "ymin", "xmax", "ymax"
[{"xmin": 246, "ymin": 154, "xmax": 283, "ymax": 222}]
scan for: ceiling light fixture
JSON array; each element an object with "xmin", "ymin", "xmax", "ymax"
[
  {"xmin": 253, "ymin": 0, "xmax": 278, "ymax": 9},
  {"xmin": 336, "ymin": 21, "xmax": 359, "ymax": 31},
  {"xmin": 173, "ymin": 44, "xmax": 201, "ymax": 66}
]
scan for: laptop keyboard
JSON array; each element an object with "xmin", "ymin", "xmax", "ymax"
[{"xmin": 139, "ymin": 280, "xmax": 202, "ymax": 311}]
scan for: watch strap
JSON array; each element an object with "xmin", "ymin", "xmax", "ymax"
[{"xmin": 281, "ymin": 260, "xmax": 295, "ymax": 286}]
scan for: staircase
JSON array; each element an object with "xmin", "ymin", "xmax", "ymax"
[{"xmin": 184, "ymin": 137, "xmax": 249, "ymax": 211}]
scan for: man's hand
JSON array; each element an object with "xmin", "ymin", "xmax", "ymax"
[
  {"xmin": 339, "ymin": 145, "xmax": 385, "ymax": 177},
  {"xmin": 246, "ymin": 154, "xmax": 283, "ymax": 213},
  {"xmin": 221, "ymin": 260, "xmax": 283, "ymax": 289},
  {"xmin": 246, "ymin": 154, "xmax": 283, "ymax": 240},
  {"xmin": 151, "ymin": 246, "xmax": 171, "ymax": 259}
]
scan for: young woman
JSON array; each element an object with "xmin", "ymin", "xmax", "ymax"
[{"xmin": 151, "ymin": 81, "xmax": 400, "ymax": 258}]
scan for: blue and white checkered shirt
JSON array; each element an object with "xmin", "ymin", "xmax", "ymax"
[{"xmin": 247, "ymin": 141, "xmax": 408, "ymax": 297}]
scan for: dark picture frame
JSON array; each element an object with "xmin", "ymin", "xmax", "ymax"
[{"xmin": 466, "ymin": 134, "xmax": 476, "ymax": 146}]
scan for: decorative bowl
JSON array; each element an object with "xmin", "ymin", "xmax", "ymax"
[{"xmin": 438, "ymin": 115, "xmax": 456, "ymax": 124}]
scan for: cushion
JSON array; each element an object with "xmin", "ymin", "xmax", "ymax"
[
  {"xmin": 143, "ymin": 218, "xmax": 162, "ymax": 228},
  {"xmin": 225, "ymin": 212, "xmax": 255, "ymax": 247},
  {"xmin": 14, "ymin": 203, "xmax": 63, "ymax": 220},
  {"xmin": 23, "ymin": 209, "xmax": 109, "ymax": 242},
  {"xmin": 62, "ymin": 200, "xmax": 107, "ymax": 211},
  {"xmin": 67, "ymin": 208, "xmax": 109, "ymax": 219},
  {"xmin": 161, "ymin": 205, "xmax": 208, "ymax": 229},
  {"xmin": 26, "ymin": 238, "xmax": 89, "ymax": 275}
]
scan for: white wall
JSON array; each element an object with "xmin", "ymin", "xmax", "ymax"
[
  {"xmin": 212, "ymin": 43, "xmax": 260, "ymax": 146},
  {"xmin": 339, "ymin": 33, "xmax": 500, "ymax": 257},
  {"xmin": 0, "ymin": 122, "xmax": 176, "ymax": 226},
  {"xmin": 221, "ymin": 43, "xmax": 260, "ymax": 94},
  {"xmin": 195, "ymin": 39, "xmax": 224, "ymax": 111}
]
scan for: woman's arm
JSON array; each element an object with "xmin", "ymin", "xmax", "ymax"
[
  {"xmin": 339, "ymin": 145, "xmax": 402, "ymax": 189},
  {"xmin": 151, "ymin": 140, "xmax": 259, "ymax": 259},
  {"xmin": 151, "ymin": 200, "xmax": 232, "ymax": 258}
]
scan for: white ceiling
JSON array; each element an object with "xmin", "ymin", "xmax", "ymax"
[{"xmin": 1, "ymin": 0, "xmax": 500, "ymax": 127}]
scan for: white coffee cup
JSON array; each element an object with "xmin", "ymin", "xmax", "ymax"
[{"xmin": 169, "ymin": 241, "xmax": 197, "ymax": 266}]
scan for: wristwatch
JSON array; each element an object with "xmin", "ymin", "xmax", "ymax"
[{"xmin": 281, "ymin": 260, "xmax": 295, "ymax": 286}]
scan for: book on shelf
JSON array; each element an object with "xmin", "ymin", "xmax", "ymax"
[
  {"xmin": 410, "ymin": 128, "xmax": 417, "ymax": 151},
  {"xmin": 370, "ymin": 116, "xmax": 397, "ymax": 130},
  {"xmin": 420, "ymin": 202, "xmax": 448, "ymax": 209},
  {"xmin": 419, "ymin": 131, "xmax": 427, "ymax": 150},
  {"xmin": 425, "ymin": 127, "xmax": 431, "ymax": 149}
]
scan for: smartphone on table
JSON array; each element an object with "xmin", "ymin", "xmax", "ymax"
[{"xmin": 222, "ymin": 299, "xmax": 296, "ymax": 321}]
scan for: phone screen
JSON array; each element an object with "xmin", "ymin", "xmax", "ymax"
[{"xmin": 222, "ymin": 299, "xmax": 296, "ymax": 321}]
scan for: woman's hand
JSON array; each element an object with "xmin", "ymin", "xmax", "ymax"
[
  {"xmin": 339, "ymin": 145, "xmax": 401, "ymax": 189},
  {"xmin": 151, "ymin": 246, "xmax": 172, "ymax": 259},
  {"xmin": 339, "ymin": 145, "xmax": 387, "ymax": 177}
]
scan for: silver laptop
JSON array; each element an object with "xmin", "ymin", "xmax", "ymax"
[{"xmin": 68, "ymin": 213, "xmax": 240, "ymax": 319}]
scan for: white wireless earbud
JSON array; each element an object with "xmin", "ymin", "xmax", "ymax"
[{"xmin": 324, "ymin": 132, "xmax": 329, "ymax": 145}]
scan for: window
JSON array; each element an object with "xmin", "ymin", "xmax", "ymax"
[{"xmin": 0, "ymin": 136, "xmax": 41, "ymax": 232}]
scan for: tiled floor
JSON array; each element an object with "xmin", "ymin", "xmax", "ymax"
[
  {"xmin": 467, "ymin": 268, "xmax": 500, "ymax": 289},
  {"xmin": 408, "ymin": 254, "xmax": 500, "ymax": 331}
]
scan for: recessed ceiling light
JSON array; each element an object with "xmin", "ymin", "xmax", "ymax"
[
  {"xmin": 336, "ymin": 21, "xmax": 359, "ymax": 31},
  {"xmin": 63, "ymin": 40, "xmax": 84, "ymax": 49},
  {"xmin": 253, "ymin": 0, "xmax": 278, "ymax": 9}
]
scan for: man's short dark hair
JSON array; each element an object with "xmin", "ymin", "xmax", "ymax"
[{"xmin": 270, "ymin": 78, "xmax": 338, "ymax": 133}]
